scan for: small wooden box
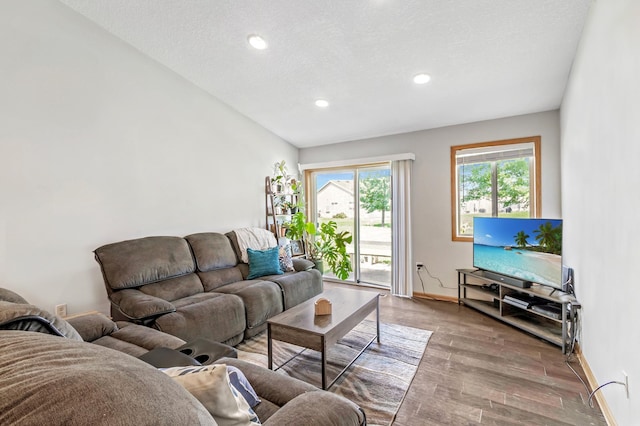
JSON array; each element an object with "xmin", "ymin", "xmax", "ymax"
[{"xmin": 314, "ymin": 298, "xmax": 332, "ymax": 316}]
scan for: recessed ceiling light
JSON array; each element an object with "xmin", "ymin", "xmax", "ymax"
[
  {"xmin": 247, "ymin": 34, "xmax": 268, "ymax": 50},
  {"xmin": 413, "ymin": 73, "xmax": 431, "ymax": 84},
  {"xmin": 315, "ymin": 99, "xmax": 329, "ymax": 108}
]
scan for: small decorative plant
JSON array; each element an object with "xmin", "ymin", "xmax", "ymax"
[
  {"xmin": 271, "ymin": 160, "xmax": 289, "ymax": 193},
  {"xmin": 289, "ymin": 179, "xmax": 305, "ymax": 210},
  {"xmin": 281, "ymin": 200, "xmax": 296, "ymax": 214}
]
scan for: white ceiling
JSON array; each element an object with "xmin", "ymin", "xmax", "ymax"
[{"xmin": 59, "ymin": 0, "xmax": 592, "ymax": 148}]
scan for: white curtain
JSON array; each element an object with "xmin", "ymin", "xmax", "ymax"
[{"xmin": 391, "ymin": 159, "xmax": 413, "ymax": 297}]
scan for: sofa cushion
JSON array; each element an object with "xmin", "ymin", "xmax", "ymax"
[
  {"xmin": 263, "ymin": 269, "xmax": 323, "ymax": 310},
  {"xmin": 212, "ymin": 281, "xmax": 283, "ymax": 334},
  {"xmin": 139, "ymin": 273, "xmax": 204, "ymax": 301},
  {"xmin": 0, "ymin": 331, "xmax": 215, "ymax": 425},
  {"xmin": 187, "ymin": 232, "xmax": 240, "ymax": 272},
  {"xmin": 162, "ymin": 364, "xmax": 261, "ymax": 425},
  {"xmin": 94, "ymin": 236, "xmax": 196, "ymax": 290},
  {"xmin": 227, "ymin": 229, "xmax": 277, "ymax": 264},
  {"xmin": 292, "ymin": 257, "xmax": 314, "ymax": 271},
  {"xmin": 247, "ymin": 247, "xmax": 283, "ymax": 280},
  {"xmin": 198, "ymin": 266, "xmax": 246, "ymax": 292},
  {"xmin": 155, "ymin": 293, "xmax": 246, "ymax": 345}
]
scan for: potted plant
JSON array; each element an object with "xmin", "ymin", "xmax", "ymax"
[
  {"xmin": 284, "ymin": 212, "xmax": 353, "ymax": 280},
  {"xmin": 271, "ymin": 160, "xmax": 289, "ymax": 193},
  {"xmin": 283, "ymin": 211, "xmax": 310, "ymax": 241},
  {"xmin": 289, "ymin": 179, "xmax": 305, "ymax": 213},
  {"xmin": 281, "ymin": 200, "xmax": 295, "ymax": 215}
]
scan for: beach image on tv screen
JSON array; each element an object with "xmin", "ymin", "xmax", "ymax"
[{"xmin": 473, "ymin": 218, "xmax": 562, "ymax": 288}]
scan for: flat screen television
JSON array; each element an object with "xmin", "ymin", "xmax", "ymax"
[{"xmin": 473, "ymin": 217, "xmax": 563, "ymax": 289}]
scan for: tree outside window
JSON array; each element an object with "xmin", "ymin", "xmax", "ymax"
[
  {"xmin": 359, "ymin": 173, "xmax": 391, "ymax": 226},
  {"xmin": 451, "ymin": 137, "xmax": 541, "ymax": 241}
]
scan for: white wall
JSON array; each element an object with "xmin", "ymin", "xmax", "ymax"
[
  {"xmin": 0, "ymin": 0, "xmax": 297, "ymax": 315},
  {"xmin": 561, "ymin": 0, "xmax": 640, "ymax": 422},
  {"xmin": 300, "ymin": 110, "xmax": 561, "ymax": 296}
]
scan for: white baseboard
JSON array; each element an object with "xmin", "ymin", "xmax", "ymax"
[{"xmin": 576, "ymin": 343, "xmax": 617, "ymax": 426}]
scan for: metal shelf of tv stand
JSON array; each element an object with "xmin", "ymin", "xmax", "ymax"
[{"xmin": 457, "ymin": 269, "xmax": 573, "ymax": 353}]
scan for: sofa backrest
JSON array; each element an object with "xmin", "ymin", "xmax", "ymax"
[
  {"xmin": 185, "ymin": 233, "xmax": 245, "ymax": 291},
  {"xmin": 94, "ymin": 236, "xmax": 203, "ymax": 300}
]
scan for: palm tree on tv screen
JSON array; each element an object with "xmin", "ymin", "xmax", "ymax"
[
  {"xmin": 513, "ymin": 230, "xmax": 530, "ymax": 248},
  {"xmin": 533, "ymin": 222, "xmax": 562, "ymax": 255}
]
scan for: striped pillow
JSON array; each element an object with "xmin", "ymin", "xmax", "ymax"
[
  {"xmin": 161, "ymin": 364, "xmax": 261, "ymax": 425},
  {"xmin": 246, "ymin": 247, "xmax": 283, "ymax": 279}
]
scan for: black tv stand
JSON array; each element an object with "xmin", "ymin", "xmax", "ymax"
[{"xmin": 457, "ymin": 269, "xmax": 579, "ymax": 353}]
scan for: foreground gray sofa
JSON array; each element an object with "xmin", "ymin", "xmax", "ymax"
[
  {"xmin": 0, "ymin": 289, "xmax": 365, "ymax": 425},
  {"xmin": 0, "ymin": 330, "xmax": 365, "ymax": 425},
  {"xmin": 94, "ymin": 231, "xmax": 322, "ymax": 345}
]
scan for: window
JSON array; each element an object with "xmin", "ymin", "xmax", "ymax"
[{"xmin": 451, "ymin": 136, "xmax": 541, "ymax": 241}]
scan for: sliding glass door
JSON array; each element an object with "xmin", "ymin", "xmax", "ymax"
[
  {"xmin": 357, "ymin": 167, "xmax": 391, "ymax": 285},
  {"xmin": 309, "ymin": 164, "xmax": 391, "ymax": 287}
]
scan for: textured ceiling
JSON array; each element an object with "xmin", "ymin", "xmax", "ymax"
[{"xmin": 59, "ymin": 0, "xmax": 592, "ymax": 148}]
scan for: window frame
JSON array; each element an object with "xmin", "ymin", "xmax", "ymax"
[{"xmin": 450, "ymin": 136, "xmax": 542, "ymax": 242}]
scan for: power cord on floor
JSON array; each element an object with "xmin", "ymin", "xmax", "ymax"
[
  {"xmin": 416, "ymin": 268, "xmax": 427, "ymax": 293},
  {"xmin": 563, "ymin": 309, "xmax": 596, "ymax": 407},
  {"xmin": 417, "ymin": 264, "xmax": 457, "ymax": 290}
]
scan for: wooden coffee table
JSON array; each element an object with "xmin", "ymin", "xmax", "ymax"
[{"xmin": 267, "ymin": 287, "xmax": 380, "ymax": 390}]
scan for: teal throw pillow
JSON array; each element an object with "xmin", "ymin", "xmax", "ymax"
[{"xmin": 247, "ymin": 247, "xmax": 283, "ymax": 279}]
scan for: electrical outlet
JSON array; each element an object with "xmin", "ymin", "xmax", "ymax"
[
  {"xmin": 416, "ymin": 262, "xmax": 424, "ymax": 271},
  {"xmin": 55, "ymin": 304, "xmax": 67, "ymax": 318},
  {"xmin": 623, "ymin": 371, "xmax": 629, "ymax": 398}
]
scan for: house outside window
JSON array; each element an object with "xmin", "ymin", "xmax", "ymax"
[{"xmin": 451, "ymin": 136, "xmax": 541, "ymax": 241}]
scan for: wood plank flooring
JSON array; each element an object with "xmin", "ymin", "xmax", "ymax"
[{"xmin": 326, "ymin": 283, "xmax": 607, "ymax": 426}]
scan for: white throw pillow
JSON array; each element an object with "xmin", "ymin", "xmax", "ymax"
[{"xmin": 161, "ymin": 364, "xmax": 260, "ymax": 426}]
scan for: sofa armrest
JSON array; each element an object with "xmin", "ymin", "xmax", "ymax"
[
  {"xmin": 66, "ymin": 313, "xmax": 118, "ymax": 342},
  {"xmin": 110, "ymin": 289, "xmax": 176, "ymax": 321},
  {"xmin": 113, "ymin": 322, "xmax": 186, "ymax": 349},
  {"xmin": 292, "ymin": 258, "xmax": 314, "ymax": 272},
  {"xmin": 0, "ymin": 288, "xmax": 29, "ymax": 304},
  {"xmin": 0, "ymin": 301, "xmax": 83, "ymax": 341},
  {"xmin": 262, "ymin": 391, "xmax": 365, "ymax": 426}
]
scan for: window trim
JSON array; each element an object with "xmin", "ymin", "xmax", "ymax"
[{"xmin": 450, "ymin": 136, "xmax": 542, "ymax": 242}]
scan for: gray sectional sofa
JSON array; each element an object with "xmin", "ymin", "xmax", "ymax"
[
  {"xmin": 94, "ymin": 231, "xmax": 322, "ymax": 345},
  {"xmin": 0, "ymin": 288, "xmax": 365, "ymax": 425}
]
